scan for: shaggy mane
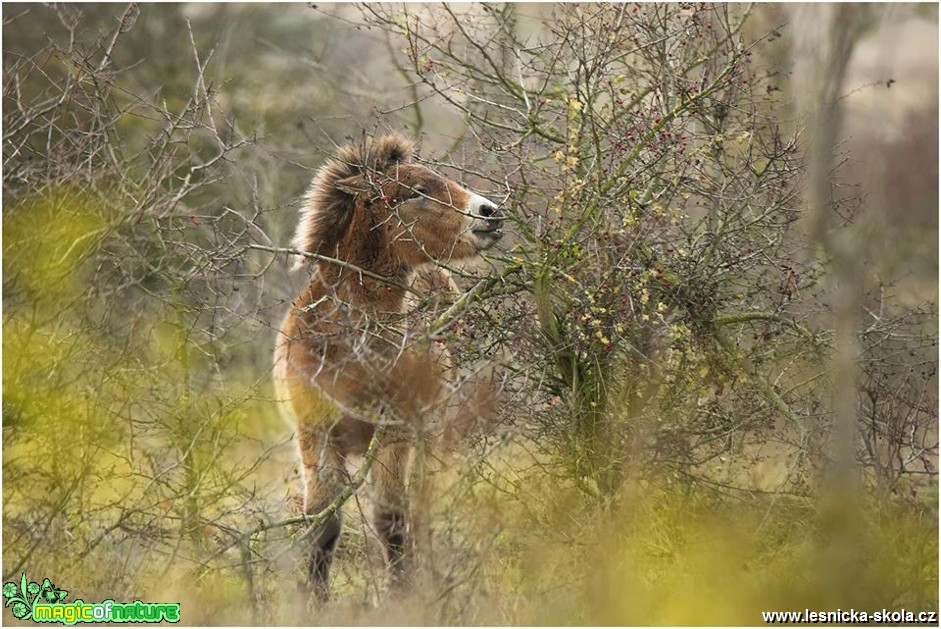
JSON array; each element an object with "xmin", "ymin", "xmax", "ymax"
[{"xmin": 292, "ymin": 134, "xmax": 415, "ymax": 269}]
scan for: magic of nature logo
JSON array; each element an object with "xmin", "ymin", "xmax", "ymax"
[{"xmin": 3, "ymin": 573, "xmax": 180, "ymax": 624}]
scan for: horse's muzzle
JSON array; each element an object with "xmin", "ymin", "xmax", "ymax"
[
  {"xmin": 473, "ymin": 216, "xmax": 505, "ymax": 246},
  {"xmin": 469, "ymin": 197, "xmax": 505, "ymax": 246}
]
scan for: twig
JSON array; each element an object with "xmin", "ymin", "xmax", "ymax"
[
  {"xmin": 715, "ymin": 311, "xmax": 821, "ymax": 345},
  {"xmin": 245, "ymin": 243, "xmax": 418, "ymax": 295}
]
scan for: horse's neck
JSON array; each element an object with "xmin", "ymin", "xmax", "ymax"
[{"xmin": 308, "ymin": 263, "xmax": 408, "ymax": 317}]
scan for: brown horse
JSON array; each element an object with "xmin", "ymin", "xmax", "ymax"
[{"xmin": 273, "ymin": 134, "xmax": 502, "ymax": 602}]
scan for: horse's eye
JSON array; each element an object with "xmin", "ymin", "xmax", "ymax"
[{"xmin": 409, "ymin": 186, "xmax": 429, "ymax": 199}]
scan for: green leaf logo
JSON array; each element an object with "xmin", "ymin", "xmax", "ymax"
[
  {"xmin": 11, "ymin": 602, "xmax": 29, "ymax": 619},
  {"xmin": 39, "ymin": 579, "xmax": 67, "ymax": 604},
  {"xmin": 2, "ymin": 572, "xmax": 69, "ymax": 621}
]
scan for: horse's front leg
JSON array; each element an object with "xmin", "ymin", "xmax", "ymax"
[
  {"xmin": 371, "ymin": 442, "xmax": 412, "ymax": 588},
  {"xmin": 298, "ymin": 429, "xmax": 346, "ymax": 603}
]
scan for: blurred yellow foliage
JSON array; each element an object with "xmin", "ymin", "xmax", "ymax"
[
  {"xmin": 475, "ymin": 469, "xmax": 939, "ymax": 625},
  {"xmin": 3, "ymin": 190, "xmax": 107, "ymax": 303}
]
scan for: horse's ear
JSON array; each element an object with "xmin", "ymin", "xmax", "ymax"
[
  {"xmin": 371, "ymin": 134, "xmax": 414, "ymax": 170},
  {"xmin": 335, "ymin": 175, "xmax": 368, "ymax": 196}
]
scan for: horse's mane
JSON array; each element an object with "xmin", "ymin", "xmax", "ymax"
[{"xmin": 293, "ymin": 134, "xmax": 415, "ymax": 269}]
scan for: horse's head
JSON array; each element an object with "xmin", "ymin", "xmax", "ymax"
[
  {"xmin": 295, "ymin": 134, "xmax": 504, "ymax": 271},
  {"xmin": 362, "ymin": 159, "xmax": 503, "ymax": 266}
]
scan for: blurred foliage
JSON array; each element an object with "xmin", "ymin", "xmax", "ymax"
[
  {"xmin": 3, "ymin": 191, "xmax": 108, "ymax": 305},
  {"xmin": 517, "ymin": 481, "xmax": 939, "ymax": 625}
]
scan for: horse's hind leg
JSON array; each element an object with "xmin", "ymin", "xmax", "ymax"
[
  {"xmin": 298, "ymin": 429, "xmax": 346, "ymax": 603},
  {"xmin": 371, "ymin": 443, "xmax": 411, "ymax": 587}
]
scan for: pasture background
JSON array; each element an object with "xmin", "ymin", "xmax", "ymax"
[{"xmin": 3, "ymin": 3, "xmax": 938, "ymax": 624}]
